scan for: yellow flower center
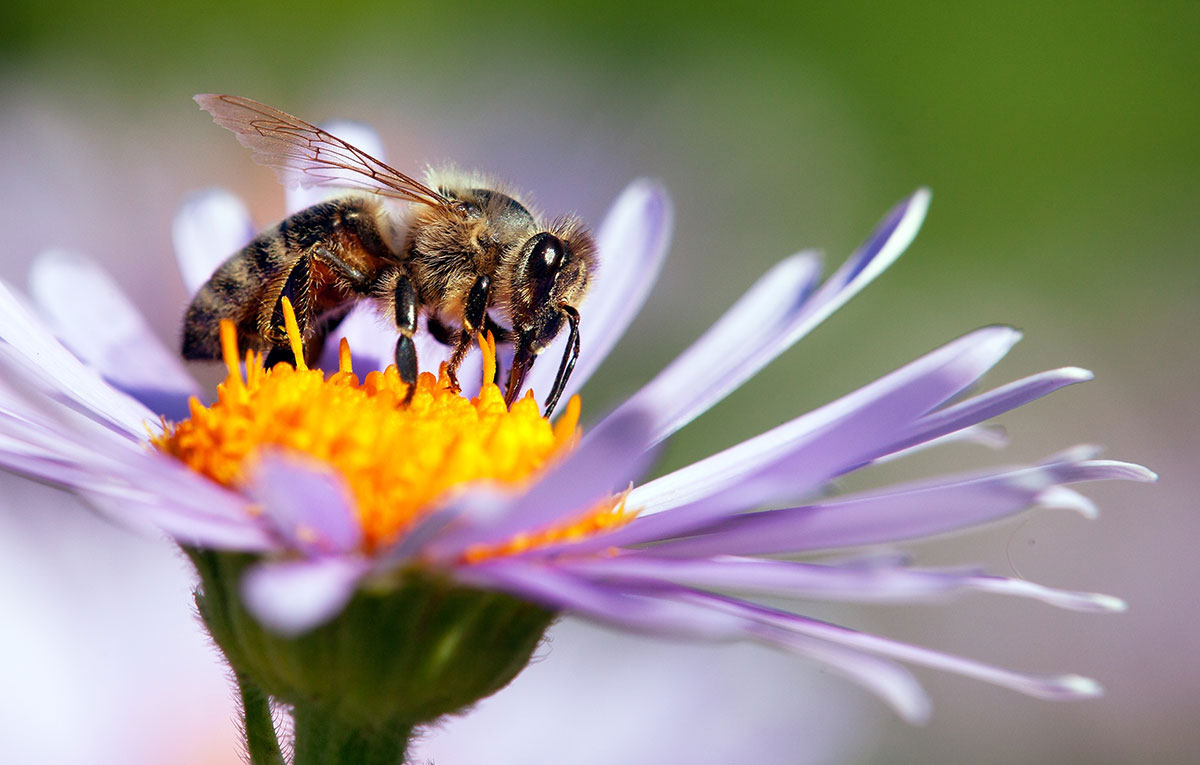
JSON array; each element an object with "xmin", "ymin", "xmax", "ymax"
[{"xmin": 153, "ymin": 299, "xmax": 633, "ymax": 556}]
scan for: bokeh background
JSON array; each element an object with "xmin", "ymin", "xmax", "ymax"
[{"xmin": 1, "ymin": 1, "xmax": 1196, "ymax": 762}]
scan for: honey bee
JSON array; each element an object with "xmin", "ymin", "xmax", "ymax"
[{"xmin": 182, "ymin": 94, "xmax": 596, "ymax": 416}]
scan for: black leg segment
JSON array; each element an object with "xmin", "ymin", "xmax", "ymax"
[
  {"xmin": 392, "ymin": 272, "xmax": 420, "ymax": 405},
  {"xmin": 463, "ymin": 274, "xmax": 491, "ymax": 332},
  {"xmin": 542, "ymin": 305, "xmax": 580, "ymax": 418}
]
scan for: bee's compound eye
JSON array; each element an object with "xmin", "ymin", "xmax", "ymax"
[{"xmin": 528, "ymin": 233, "xmax": 566, "ymax": 278}]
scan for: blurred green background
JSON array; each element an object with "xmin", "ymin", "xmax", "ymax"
[{"xmin": 1, "ymin": 1, "xmax": 1196, "ymax": 762}]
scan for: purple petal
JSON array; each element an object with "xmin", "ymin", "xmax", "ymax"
[
  {"xmin": 29, "ymin": 251, "xmax": 200, "ymax": 420},
  {"xmin": 523, "ymin": 180, "xmax": 674, "ymax": 404},
  {"xmin": 600, "ymin": 252, "xmax": 822, "ymax": 444},
  {"xmin": 0, "ymin": 290, "xmax": 155, "ymax": 438},
  {"xmin": 552, "ymin": 327, "xmax": 1021, "ymax": 555},
  {"xmin": 557, "ymin": 556, "xmax": 967, "ymax": 602},
  {"xmin": 698, "ymin": 594, "xmax": 1105, "ymax": 701},
  {"xmin": 83, "ymin": 489, "xmax": 275, "ymax": 551},
  {"xmin": 464, "ymin": 560, "xmax": 932, "ymax": 722},
  {"xmin": 644, "ymin": 454, "xmax": 1155, "ymax": 558},
  {"xmin": 286, "ymin": 120, "xmax": 389, "ymax": 214},
  {"xmin": 602, "ymin": 189, "xmax": 931, "ymax": 445},
  {"xmin": 0, "ymin": 394, "xmax": 274, "ymax": 550},
  {"xmin": 241, "ymin": 556, "xmax": 368, "ymax": 636},
  {"xmin": 764, "ymin": 632, "xmax": 932, "ymax": 724},
  {"xmin": 0, "ymin": 432, "xmax": 118, "ymax": 494},
  {"xmin": 245, "ymin": 451, "xmax": 362, "ymax": 555},
  {"xmin": 876, "ymin": 367, "xmax": 1093, "ymax": 460},
  {"xmin": 172, "ymin": 189, "xmax": 255, "ymax": 296},
  {"xmin": 875, "ymin": 423, "xmax": 1009, "ymax": 463},
  {"xmin": 815, "ymin": 190, "xmax": 930, "ymax": 297},
  {"xmin": 454, "ymin": 558, "xmax": 747, "ymax": 638},
  {"xmin": 560, "ymin": 555, "xmax": 1126, "ymax": 613},
  {"xmin": 92, "ymin": 449, "xmax": 275, "ymax": 549},
  {"xmin": 421, "ymin": 405, "xmax": 658, "ymax": 561},
  {"xmin": 960, "ymin": 576, "xmax": 1126, "ymax": 613}
]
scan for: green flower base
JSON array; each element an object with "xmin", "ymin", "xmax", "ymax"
[{"xmin": 187, "ymin": 549, "xmax": 556, "ymax": 764}]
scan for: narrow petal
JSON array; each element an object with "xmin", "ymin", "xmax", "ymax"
[
  {"xmin": 241, "ymin": 556, "xmax": 368, "ymax": 636},
  {"xmin": 549, "ymin": 327, "xmax": 1022, "ymax": 556},
  {"xmin": 604, "ymin": 188, "xmax": 931, "ymax": 445},
  {"xmin": 466, "ymin": 561, "xmax": 933, "ymax": 722},
  {"xmin": 172, "ymin": 189, "xmax": 255, "ymax": 296},
  {"xmin": 0, "ymin": 292, "xmax": 155, "ymax": 438},
  {"xmin": 286, "ymin": 120, "xmax": 388, "ymax": 214},
  {"xmin": 90, "ymin": 449, "xmax": 274, "ymax": 548},
  {"xmin": 422, "ymin": 405, "xmax": 658, "ymax": 561},
  {"xmin": 758, "ymin": 629, "xmax": 931, "ymax": 724},
  {"xmin": 557, "ymin": 556, "xmax": 966, "ymax": 602},
  {"xmin": 29, "ymin": 251, "xmax": 200, "ymax": 420},
  {"xmin": 0, "ymin": 394, "xmax": 273, "ymax": 550},
  {"xmin": 0, "ymin": 436, "xmax": 112, "ymax": 492},
  {"xmin": 698, "ymin": 594, "xmax": 1105, "ymax": 701},
  {"xmin": 644, "ymin": 454, "xmax": 1155, "ymax": 558},
  {"xmin": 559, "ymin": 555, "xmax": 1127, "ymax": 613},
  {"xmin": 876, "ymin": 367, "xmax": 1094, "ymax": 460},
  {"xmin": 245, "ymin": 451, "xmax": 362, "ymax": 555},
  {"xmin": 523, "ymin": 180, "xmax": 674, "ymax": 403},
  {"xmin": 874, "ymin": 423, "xmax": 1009, "ymax": 464},
  {"xmin": 83, "ymin": 490, "xmax": 275, "ymax": 551},
  {"xmin": 455, "ymin": 559, "xmax": 747, "ymax": 638},
  {"xmin": 961, "ymin": 576, "xmax": 1126, "ymax": 613},
  {"xmin": 632, "ymin": 326, "xmax": 1021, "ymax": 518},
  {"xmin": 601, "ymin": 252, "xmax": 822, "ymax": 444}
]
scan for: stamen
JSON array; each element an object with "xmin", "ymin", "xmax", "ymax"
[
  {"xmin": 220, "ymin": 320, "xmax": 243, "ymax": 389},
  {"xmin": 553, "ymin": 395, "xmax": 582, "ymax": 446},
  {"xmin": 279, "ymin": 296, "xmax": 307, "ymax": 372},
  {"xmin": 338, "ymin": 338, "xmax": 352, "ymax": 374},
  {"xmin": 480, "ymin": 331, "xmax": 497, "ymax": 390},
  {"xmin": 462, "ymin": 490, "xmax": 635, "ymax": 563}
]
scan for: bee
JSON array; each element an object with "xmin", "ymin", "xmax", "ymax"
[{"xmin": 182, "ymin": 94, "xmax": 596, "ymax": 417}]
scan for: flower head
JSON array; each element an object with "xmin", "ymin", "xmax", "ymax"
[{"xmin": 0, "ymin": 160, "xmax": 1154, "ymax": 731}]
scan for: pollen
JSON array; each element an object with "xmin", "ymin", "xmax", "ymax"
[{"xmin": 153, "ymin": 299, "xmax": 633, "ymax": 554}]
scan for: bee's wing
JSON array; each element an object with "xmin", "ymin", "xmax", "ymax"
[{"xmin": 195, "ymin": 94, "xmax": 450, "ymax": 208}]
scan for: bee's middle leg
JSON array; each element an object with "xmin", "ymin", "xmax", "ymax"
[
  {"xmin": 445, "ymin": 275, "xmax": 492, "ymax": 391},
  {"xmin": 377, "ymin": 266, "xmax": 420, "ymax": 405},
  {"xmin": 430, "ymin": 313, "xmax": 507, "ymax": 387},
  {"xmin": 429, "ymin": 315, "xmax": 511, "ymax": 347}
]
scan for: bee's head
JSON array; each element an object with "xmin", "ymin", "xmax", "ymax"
[{"xmin": 506, "ymin": 225, "xmax": 596, "ymax": 416}]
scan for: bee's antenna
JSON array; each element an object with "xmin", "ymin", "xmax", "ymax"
[{"xmin": 542, "ymin": 305, "xmax": 580, "ymax": 419}]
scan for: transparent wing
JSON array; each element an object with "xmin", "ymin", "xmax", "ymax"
[{"xmin": 194, "ymin": 94, "xmax": 450, "ymax": 208}]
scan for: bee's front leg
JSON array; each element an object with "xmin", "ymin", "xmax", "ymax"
[{"xmin": 445, "ymin": 274, "xmax": 491, "ymax": 391}]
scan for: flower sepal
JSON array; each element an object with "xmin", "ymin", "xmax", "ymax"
[{"xmin": 187, "ymin": 548, "xmax": 555, "ymax": 762}]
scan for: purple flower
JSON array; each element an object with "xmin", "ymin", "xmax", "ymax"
[{"xmin": 0, "ymin": 157, "xmax": 1152, "ymax": 724}]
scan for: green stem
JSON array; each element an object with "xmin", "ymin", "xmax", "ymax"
[
  {"xmin": 291, "ymin": 703, "xmax": 413, "ymax": 765},
  {"xmin": 237, "ymin": 670, "xmax": 285, "ymax": 765}
]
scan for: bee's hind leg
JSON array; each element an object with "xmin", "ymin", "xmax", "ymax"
[{"xmin": 264, "ymin": 254, "xmax": 313, "ymax": 369}]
